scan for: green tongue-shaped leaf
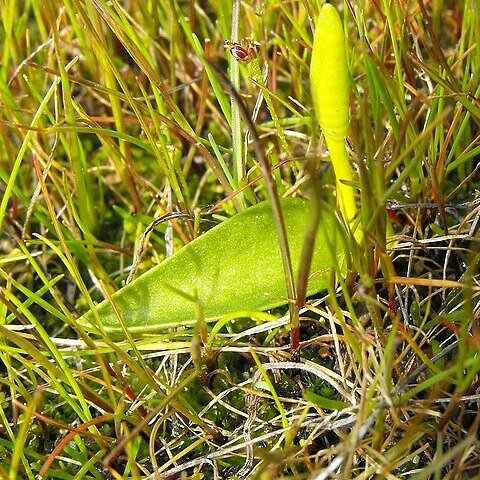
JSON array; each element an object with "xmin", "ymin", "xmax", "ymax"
[{"xmin": 80, "ymin": 198, "xmax": 346, "ymax": 334}]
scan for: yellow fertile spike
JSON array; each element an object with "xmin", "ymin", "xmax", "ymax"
[
  {"xmin": 310, "ymin": 3, "xmax": 360, "ymax": 239},
  {"xmin": 310, "ymin": 3, "xmax": 350, "ymax": 140}
]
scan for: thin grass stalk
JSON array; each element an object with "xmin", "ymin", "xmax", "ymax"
[
  {"xmin": 207, "ymin": 60, "xmax": 297, "ymax": 354},
  {"xmin": 229, "ymin": 0, "xmax": 244, "ymax": 197}
]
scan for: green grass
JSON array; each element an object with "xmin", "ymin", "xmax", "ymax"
[{"xmin": 1, "ymin": 0, "xmax": 480, "ymax": 478}]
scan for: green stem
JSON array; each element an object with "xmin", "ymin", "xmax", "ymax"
[{"xmin": 324, "ymin": 135, "xmax": 361, "ymax": 241}]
